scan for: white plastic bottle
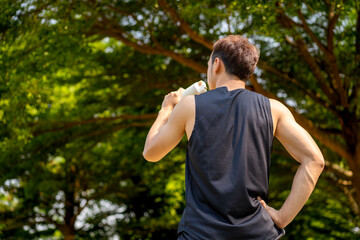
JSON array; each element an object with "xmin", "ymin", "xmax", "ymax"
[{"xmin": 181, "ymin": 80, "xmax": 207, "ymax": 98}]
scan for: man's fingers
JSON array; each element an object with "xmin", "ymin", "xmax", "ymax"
[
  {"xmin": 257, "ymin": 196, "xmax": 283, "ymax": 228},
  {"xmin": 257, "ymin": 196, "xmax": 267, "ymax": 209},
  {"xmin": 177, "ymin": 87, "xmax": 185, "ymax": 95},
  {"xmin": 168, "ymin": 88, "xmax": 184, "ymax": 97}
]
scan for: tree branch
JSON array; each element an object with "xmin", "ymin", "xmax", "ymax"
[
  {"xmin": 31, "ymin": 114, "xmax": 157, "ymax": 136},
  {"xmin": 318, "ymin": 127, "xmax": 342, "ymax": 135},
  {"xmin": 324, "ymin": 174, "xmax": 359, "ymax": 214},
  {"xmin": 85, "ymin": 6, "xmax": 208, "ymax": 73},
  {"xmin": 356, "ymin": 2, "xmax": 360, "ymax": 62},
  {"xmin": 351, "ymin": 5, "xmax": 360, "ymax": 105},
  {"xmin": 105, "ymin": 3, "xmax": 137, "ymax": 20},
  {"xmin": 294, "ymin": 37, "xmax": 338, "ymax": 103},
  {"xmin": 276, "ymin": 7, "xmax": 346, "ymax": 107},
  {"xmin": 74, "ymin": 122, "xmax": 152, "ymax": 140},
  {"xmin": 326, "ymin": 5, "xmax": 339, "ymax": 52},
  {"xmin": 296, "ymin": 10, "xmax": 328, "ymax": 54},
  {"xmin": 324, "ymin": 4, "xmax": 348, "ymax": 107},
  {"xmin": 43, "ymin": 214, "xmax": 63, "ymax": 230},
  {"xmin": 99, "ymin": 25, "xmax": 207, "ymax": 73},
  {"xmin": 257, "ymin": 60, "xmax": 338, "ymax": 117},
  {"xmin": 75, "ymin": 199, "xmax": 88, "ymax": 217},
  {"xmin": 158, "ymin": 0, "xmax": 214, "ymax": 50},
  {"xmin": 297, "ymin": 7, "xmax": 348, "ymax": 108},
  {"xmin": 325, "ymin": 160, "xmax": 353, "ymax": 180},
  {"xmin": 343, "ymin": 187, "xmax": 360, "ymax": 214},
  {"xmin": 31, "ymin": 121, "xmax": 152, "ymax": 158}
]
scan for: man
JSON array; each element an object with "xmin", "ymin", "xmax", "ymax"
[{"xmin": 143, "ymin": 35, "xmax": 324, "ymax": 240}]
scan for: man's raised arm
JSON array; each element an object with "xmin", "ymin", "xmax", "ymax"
[{"xmin": 143, "ymin": 88, "xmax": 188, "ymax": 162}]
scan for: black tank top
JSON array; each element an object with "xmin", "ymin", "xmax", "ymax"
[{"xmin": 177, "ymin": 86, "xmax": 285, "ymax": 239}]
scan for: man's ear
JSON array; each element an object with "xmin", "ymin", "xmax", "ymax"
[{"xmin": 213, "ymin": 57, "xmax": 221, "ymax": 73}]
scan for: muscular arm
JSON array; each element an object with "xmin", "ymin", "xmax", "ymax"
[
  {"xmin": 142, "ymin": 93, "xmax": 191, "ymax": 162},
  {"xmin": 259, "ymin": 99, "xmax": 325, "ymax": 229}
]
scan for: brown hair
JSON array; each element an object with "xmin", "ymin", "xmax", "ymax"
[{"xmin": 211, "ymin": 35, "xmax": 259, "ymax": 80}]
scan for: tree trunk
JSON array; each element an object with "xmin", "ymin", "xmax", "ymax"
[
  {"xmin": 58, "ymin": 165, "xmax": 77, "ymax": 239},
  {"xmin": 61, "ymin": 225, "xmax": 75, "ymax": 240},
  {"xmin": 57, "ymin": 222, "xmax": 76, "ymax": 240}
]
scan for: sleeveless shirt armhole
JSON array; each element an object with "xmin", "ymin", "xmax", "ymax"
[
  {"xmin": 188, "ymin": 94, "xmax": 197, "ymax": 144},
  {"xmin": 266, "ymin": 97, "xmax": 274, "ymax": 140}
]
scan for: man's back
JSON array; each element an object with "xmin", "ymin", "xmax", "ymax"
[{"xmin": 178, "ymin": 86, "xmax": 284, "ymax": 240}]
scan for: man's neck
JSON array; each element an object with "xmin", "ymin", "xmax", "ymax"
[{"xmin": 215, "ymin": 78, "xmax": 246, "ymax": 91}]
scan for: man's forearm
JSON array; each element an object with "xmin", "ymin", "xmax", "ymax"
[
  {"xmin": 277, "ymin": 160, "xmax": 324, "ymax": 228},
  {"xmin": 144, "ymin": 107, "xmax": 173, "ymax": 151}
]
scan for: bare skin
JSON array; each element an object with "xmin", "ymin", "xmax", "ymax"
[{"xmin": 143, "ymin": 55, "xmax": 325, "ymax": 229}]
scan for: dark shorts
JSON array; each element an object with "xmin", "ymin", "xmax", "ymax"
[
  {"xmin": 177, "ymin": 229, "xmax": 285, "ymax": 240},
  {"xmin": 275, "ymin": 227, "xmax": 286, "ymax": 240},
  {"xmin": 177, "ymin": 231, "xmax": 191, "ymax": 240}
]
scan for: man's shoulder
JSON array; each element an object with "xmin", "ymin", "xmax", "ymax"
[
  {"xmin": 269, "ymin": 99, "xmax": 290, "ymax": 115},
  {"xmin": 176, "ymin": 95, "xmax": 195, "ymax": 117},
  {"xmin": 268, "ymin": 99, "xmax": 294, "ymax": 131},
  {"xmin": 179, "ymin": 94, "xmax": 195, "ymax": 107}
]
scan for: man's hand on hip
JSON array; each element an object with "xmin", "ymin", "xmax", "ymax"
[{"xmin": 258, "ymin": 196, "xmax": 284, "ymax": 229}]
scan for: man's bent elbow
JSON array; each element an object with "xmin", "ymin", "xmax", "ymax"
[
  {"xmin": 315, "ymin": 153, "xmax": 325, "ymax": 171},
  {"xmin": 309, "ymin": 153, "xmax": 325, "ymax": 175},
  {"xmin": 142, "ymin": 151, "xmax": 154, "ymax": 162},
  {"xmin": 142, "ymin": 149, "xmax": 161, "ymax": 162}
]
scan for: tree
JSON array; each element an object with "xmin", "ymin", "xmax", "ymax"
[
  {"xmin": 69, "ymin": 0, "xmax": 360, "ymax": 215},
  {"xmin": 1, "ymin": 0, "xmax": 360, "ymax": 239},
  {"xmin": 0, "ymin": 2, "xmax": 191, "ymax": 238}
]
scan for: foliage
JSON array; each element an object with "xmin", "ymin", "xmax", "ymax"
[{"xmin": 0, "ymin": 0, "xmax": 359, "ymax": 239}]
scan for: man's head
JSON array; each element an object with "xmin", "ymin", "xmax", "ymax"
[{"xmin": 207, "ymin": 35, "xmax": 259, "ymax": 89}]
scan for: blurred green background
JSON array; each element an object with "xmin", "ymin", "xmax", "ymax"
[{"xmin": 1, "ymin": 0, "xmax": 360, "ymax": 239}]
